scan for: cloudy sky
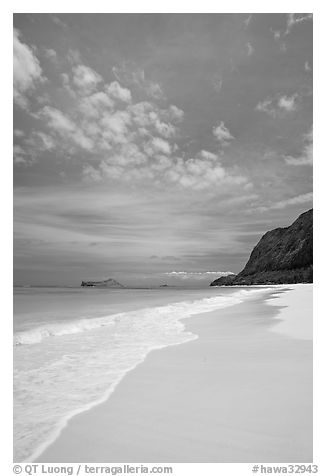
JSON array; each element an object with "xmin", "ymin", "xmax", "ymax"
[{"xmin": 13, "ymin": 13, "xmax": 313, "ymax": 287}]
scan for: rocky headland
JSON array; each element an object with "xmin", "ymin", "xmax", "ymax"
[{"xmin": 210, "ymin": 209, "xmax": 313, "ymax": 286}]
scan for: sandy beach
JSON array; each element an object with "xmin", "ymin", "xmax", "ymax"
[{"xmin": 36, "ymin": 285, "xmax": 312, "ymax": 463}]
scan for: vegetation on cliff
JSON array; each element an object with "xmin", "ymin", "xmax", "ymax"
[{"xmin": 210, "ymin": 209, "xmax": 313, "ymax": 286}]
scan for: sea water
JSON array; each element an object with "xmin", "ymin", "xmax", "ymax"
[{"xmin": 13, "ymin": 286, "xmax": 268, "ymax": 462}]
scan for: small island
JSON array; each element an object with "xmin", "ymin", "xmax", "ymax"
[{"xmin": 81, "ymin": 278, "xmax": 125, "ymax": 288}]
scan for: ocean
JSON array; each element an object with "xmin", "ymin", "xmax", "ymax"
[{"xmin": 13, "ymin": 285, "xmax": 267, "ymax": 462}]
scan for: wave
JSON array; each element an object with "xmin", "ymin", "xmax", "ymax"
[
  {"xmin": 14, "ymin": 286, "xmax": 273, "ymax": 462},
  {"xmin": 13, "ymin": 288, "xmax": 267, "ymax": 346}
]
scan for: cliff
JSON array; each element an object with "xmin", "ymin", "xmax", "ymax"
[
  {"xmin": 81, "ymin": 278, "xmax": 125, "ymax": 288},
  {"xmin": 210, "ymin": 209, "xmax": 313, "ymax": 286}
]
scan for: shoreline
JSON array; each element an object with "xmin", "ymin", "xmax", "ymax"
[
  {"xmin": 34, "ymin": 285, "xmax": 312, "ymax": 463},
  {"xmin": 23, "ymin": 286, "xmax": 272, "ymax": 463}
]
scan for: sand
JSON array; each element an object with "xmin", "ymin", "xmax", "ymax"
[{"xmin": 37, "ymin": 285, "xmax": 312, "ymax": 463}]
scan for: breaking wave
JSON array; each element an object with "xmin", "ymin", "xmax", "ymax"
[{"xmin": 14, "ymin": 287, "xmax": 269, "ymax": 462}]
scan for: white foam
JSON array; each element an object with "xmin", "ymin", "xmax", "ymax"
[
  {"xmin": 14, "ymin": 288, "xmax": 269, "ymax": 346},
  {"xmin": 14, "ymin": 287, "xmax": 273, "ymax": 462}
]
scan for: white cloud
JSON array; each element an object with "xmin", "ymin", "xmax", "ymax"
[
  {"xmin": 212, "ymin": 74, "xmax": 223, "ymax": 92},
  {"xmin": 23, "ymin": 55, "xmax": 249, "ymax": 193},
  {"xmin": 220, "ymin": 193, "xmax": 259, "ymax": 207},
  {"xmin": 154, "ymin": 120, "xmax": 176, "ymax": 139},
  {"xmin": 161, "ymin": 154, "xmax": 248, "ymax": 191},
  {"xmin": 72, "ymin": 65, "xmax": 102, "ymax": 93},
  {"xmin": 278, "ymin": 95, "xmax": 297, "ymax": 112},
  {"xmin": 44, "ymin": 48, "xmax": 57, "ymax": 61},
  {"xmin": 146, "ymin": 82, "xmax": 164, "ymax": 100},
  {"xmin": 42, "ymin": 106, "xmax": 76, "ymax": 133},
  {"xmin": 41, "ymin": 106, "xmax": 94, "ymax": 151},
  {"xmin": 14, "ymin": 129, "xmax": 57, "ymax": 165},
  {"xmin": 285, "ymin": 13, "xmax": 313, "ymax": 36},
  {"xmin": 164, "ymin": 271, "xmax": 234, "ymax": 280},
  {"xmin": 200, "ymin": 150, "xmax": 219, "ymax": 161},
  {"xmin": 100, "ymin": 110, "xmax": 133, "ymax": 145},
  {"xmin": 13, "ymin": 29, "xmax": 44, "ymax": 109},
  {"xmin": 14, "ymin": 129, "xmax": 25, "ymax": 138},
  {"xmin": 112, "ymin": 63, "xmax": 165, "ymax": 101},
  {"xmin": 82, "ymin": 165, "xmax": 103, "ymax": 182},
  {"xmin": 246, "ymin": 42, "xmax": 254, "ymax": 56},
  {"xmin": 255, "ymin": 99, "xmax": 274, "ymax": 116},
  {"xmin": 52, "ymin": 15, "xmax": 67, "ymax": 28},
  {"xmin": 13, "ymin": 145, "xmax": 28, "ymax": 164},
  {"xmin": 78, "ymin": 91, "xmax": 115, "ymax": 118},
  {"xmin": 256, "ymin": 94, "xmax": 298, "ymax": 117},
  {"xmin": 244, "ymin": 15, "xmax": 252, "ymax": 29},
  {"xmin": 285, "ymin": 127, "xmax": 313, "ymax": 166},
  {"xmin": 305, "ymin": 61, "xmax": 312, "ymax": 72},
  {"xmin": 146, "ymin": 137, "xmax": 172, "ymax": 156},
  {"xmin": 254, "ymin": 192, "xmax": 313, "ymax": 212},
  {"xmin": 85, "ymin": 145, "xmax": 249, "ymax": 192},
  {"xmin": 271, "ymin": 29, "xmax": 281, "ymax": 41},
  {"xmin": 105, "ymin": 81, "xmax": 132, "ymax": 103},
  {"xmin": 169, "ymin": 105, "xmax": 184, "ymax": 123},
  {"xmin": 213, "ymin": 121, "xmax": 234, "ymax": 146},
  {"xmin": 31, "ymin": 131, "xmax": 55, "ymax": 151}
]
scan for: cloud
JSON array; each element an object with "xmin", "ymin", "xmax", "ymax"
[
  {"xmin": 161, "ymin": 255, "xmax": 181, "ymax": 261},
  {"xmin": 14, "ymin": 128, "xmax": 59, "ymax": 166},
  {"xmin": 72, "ymin": 65, "xmax": 102, "ymax": 94},
  {"xmin": 23, "ymin": 131, "xmax": 56, "ymax": 154},
  {"xmin": 285, "ymin": 13, "xmax": 313, "ymax": 36},
  {"xmin": 146, "ymin": 82, "xmax": 164, "ymax": 100},
  {"xmin": 13, "ymin": 29, "xmax": 44, "ymax": 109},
  {"xmin": 212, "ymin": 74, "xmax": 223, "ymax": 92},
  {"xmin": 255, "ymin": 99, "xmax": 274, "ymax": 116},
  {"xmin": 82, "ymin": 165, "xmax": 103, "ymax": 182},
  {"xmin": 127, "ymin": 101, "xmax": 179, "ymax": 140},
  {"xmin": 163, "ymin": 271, "xmax": 234, "ymax": 280},
  {"xmin": 33, "ymin": 132, "xmax": 56, "ymax": 150},
  {"xmin": 285, "ymin": 127, "xmax": 313, "ymax": 166},
  {"xmin": 150, "ymin": 255, "xmax": 180, "ymax": 261},
  {"xmin": 271, "ymin": 29, "xmax": 281, "ymax": 41},
  {"xmin": 17, "ymin": 53, "xmax": 249, "ymax": 192},
  {"xmin": 305, "ymin": 61, "xmax": 312, "ymax": 72},
  {"xmin": 169, "ymin": 105, "xmax": 184, "ymax": 123},
  {"xmin": 42, "ymin": 106, "xmax": 75, "ymax": 133},
  {"xmin": 212, "ymin": 121, "xmax": 234, "ymax": 146},
  {"xmin": 255, "ymin": 94, "xmax": 298, "ymax": 117},
  {"xmin": 40, "ymin": 106, "xmax": 94, "ymax": 151},
  {"xmin": 100, "ymin": 110, "xmax": 133, "ymax": 145},
  {"xmin": 44, "ymin": 48, "xmax": 57, "ymax": 61},
  {"xmin": 271, "ymin": 14, "xmax": 312, "ymax": 44},
  {"xmin": 112, "ymin": 63, "xmax": 165, "ymax": 101},
  {"xmin": 244, "ymin": 15, "xmax": 252, "ymax": 29},
  {"xmin": 14, "ymin": 129, "xmax": 25, "ymax": 138},
  {"xmin": 145, "ymin": 137, "xmax": 172, "ymax": 156},
  {"xmin": 52, "ymin": 15, "xmax": 68, "ymax": 29},
  {"xmin": 278, "ymin": 95, "xmax": 297, "ymax": 112},
  {"xmin": 200, "ymin": 150, "xmax": 219, "ymax": 161},
  {"xmin": 246, "ymin": 42, "xmax": 254, "ymax": 56},
  {"xmin": 105, "ymin": 81, "xmax": 132, "ymax": 103},
  {"xmin": 254, "ymin": 192, "xmax": 313, "ymax": 212},
  {"xmin": 13, "ymin": 145, "xmax": 28, "ymax": 165},
  {"xmin": 84, "ymin": 147, "xmax": 249, "ymax": 192},
  {"xmin": 78, "ymin": 91, "xmax": 115, "ymax": 118}
]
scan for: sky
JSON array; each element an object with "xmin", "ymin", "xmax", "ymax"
[{"xmin": 13, "ymin": 13, "xmax": 313, "ymax": 287}]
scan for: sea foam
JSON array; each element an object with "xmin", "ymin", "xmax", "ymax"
[{"xmin": 14, "ymin": 287, "xmax": 269, "ymax": 462}]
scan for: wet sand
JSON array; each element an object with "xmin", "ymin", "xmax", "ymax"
[{"xmin": 37, "ymin": 285, "xmax": 312, "ymax": 463}]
